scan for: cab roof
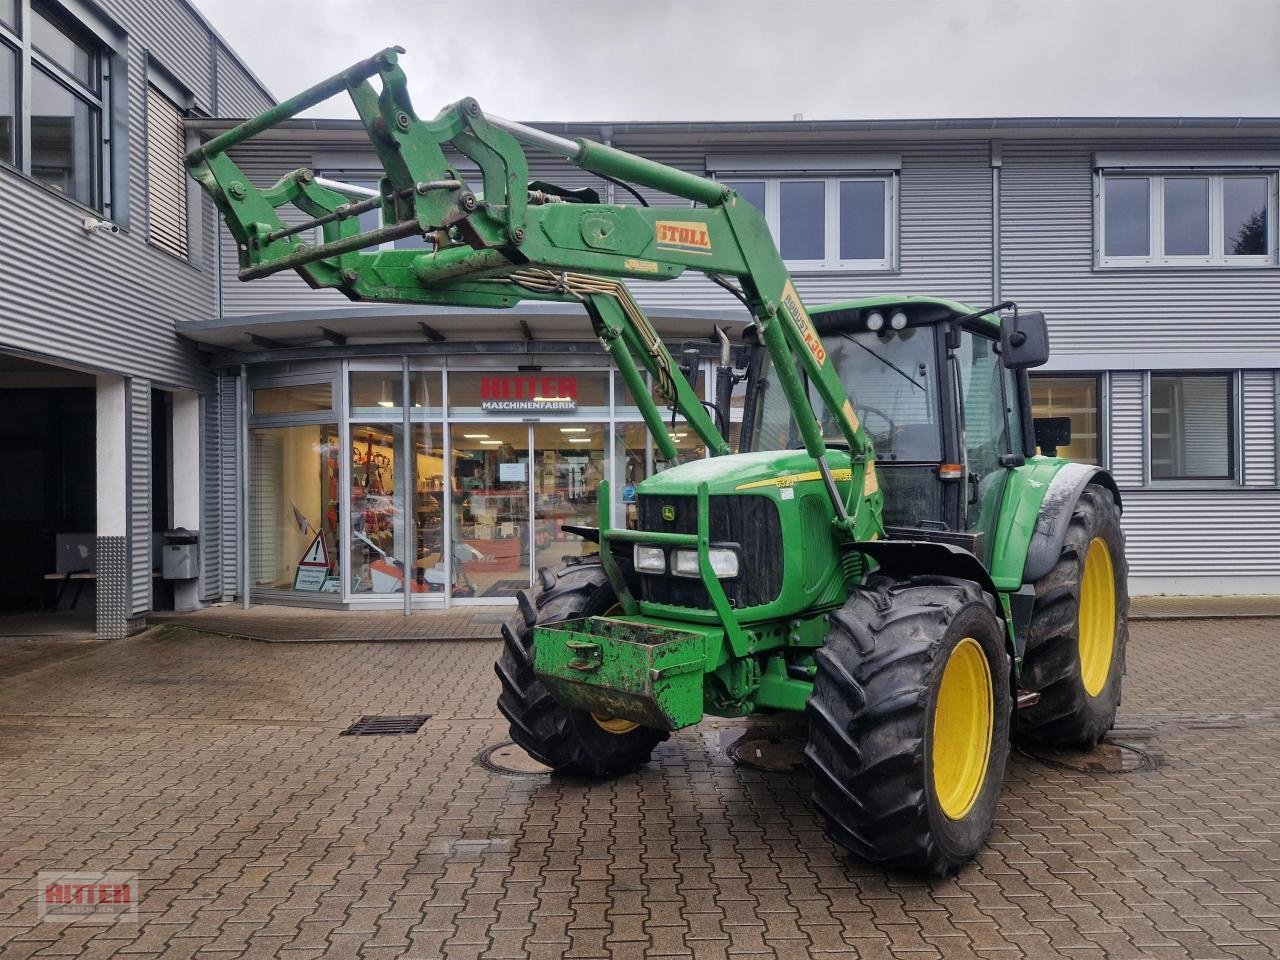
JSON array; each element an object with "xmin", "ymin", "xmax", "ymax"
[{"xmin": 810, "ymin": 295, "xmax": 1000, "ymax": 333}]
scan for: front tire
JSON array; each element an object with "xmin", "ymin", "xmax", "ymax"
[
  {"xmin": 494, "ymin": 555, "xmax": 668, "ymax": 777},
  {"xmin": 1019, "ymin": 484, "xmax": 1128, "ymax": 748},
  {"xmin": 805, "ymin": 576, "xmax": 1012, "ymax": 875}
]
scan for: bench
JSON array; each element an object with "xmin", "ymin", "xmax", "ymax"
[{"xmin": 43, "ymin": 569, "xmax": 166, "ymax": 611}]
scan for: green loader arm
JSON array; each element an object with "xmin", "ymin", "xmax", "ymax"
[{"xmin": 187, "ymin": 46, "xmax": 883, "ymax": 541}]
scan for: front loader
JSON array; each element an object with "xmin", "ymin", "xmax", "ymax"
[{"xmin": 189, "ymin": 47, "xmax": 1129, "ymax": 875}]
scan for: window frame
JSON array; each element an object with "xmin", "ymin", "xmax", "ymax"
[
  {"xmin": 716, "ymin": 173, "xmax": 898, "ymax": 272},
  {"xmin": 1145, "ymin": 370, "xmax": 1240, "ymax": 486},
  {"xmin": 1096, "ymin": 169, "xmax": 1278, "ymax": 268},
  {"xmin": 1029, "ymin": 372, "xmax": 1105, "ymax": 467},
  {"xmin": 0, "ymin": 0, "xmax": 118, "ymax": 219}
]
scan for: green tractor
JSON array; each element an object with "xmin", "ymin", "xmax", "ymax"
[{"xmin": 189, "ymin": 48, "xmax": 1128, "ymax": 875}]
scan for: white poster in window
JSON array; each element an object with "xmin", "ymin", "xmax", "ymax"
[{"xmin": 499, "ymin": 462, "xmax": 527, "ymax": 482}]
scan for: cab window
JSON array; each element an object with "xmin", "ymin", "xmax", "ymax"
[
  {"xmin": 955, "ymin": 326, "xmax": 1013, "ymax": 551},
  {"xmin": 820, "ymin": 326, "xmax": 942, "ymax": 462}
]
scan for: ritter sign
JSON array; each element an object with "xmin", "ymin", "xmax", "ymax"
[{"xmin": 480, "ymin": 375, "xmax": 578, "ymax": 413}]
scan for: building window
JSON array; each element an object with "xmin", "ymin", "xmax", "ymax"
[
  {"xmin": 146, "ymin": 83, "xmax": 188, "ymax": 258},
  {"xmin": 719, "ymin": 174, "xmax": 896, "ymax": 270},
  {"xmin": 252, "ymin": 382, "xmax": 333, "ymax": 416},
  {"xmin": 1099, "ymin": 172, "xmax": 1276, "ymax": 266},
  {"xmin": 0, "ymin": 1, "xmax": 110, "ymax": 211},
  {"xmin": 249, "ymin": 424, "xmax": 341, "ymax": 594},
  {"xmin": 0, "ymin": 40, "xmax": 13, "ymax": 165},
  {"xmin": 1030, "ymin": 375, "xmax": 1101, "ymax": 464},
  {"xmin": 1149, "ymin": 373, "xmax": 1235, "ymax": 481}
]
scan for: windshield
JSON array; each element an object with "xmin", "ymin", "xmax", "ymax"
[{"xmin": 745, "ymin": 325, "xmax": 942, "ymax": 462}]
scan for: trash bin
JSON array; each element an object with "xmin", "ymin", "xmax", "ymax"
[{"xmin": 162, "ymin": 528, "xmax": 199, "ymax": 580}]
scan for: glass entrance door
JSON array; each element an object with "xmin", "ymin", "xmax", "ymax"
[
  {"xmin": 532, "ymin": 424, "xmax": 604, "ymax": 573},
  {"xmin": 447, "ymin": 422, "xmax": 608, "ymax": 603},
  {"xmin": 450, "ymin": 424, "xmax": 531, "ymax": 600}
]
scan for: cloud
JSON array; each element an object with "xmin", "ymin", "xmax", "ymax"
[{"xmin": 196, "ymin": 0, "xmax": 1280, "ymax": 121}]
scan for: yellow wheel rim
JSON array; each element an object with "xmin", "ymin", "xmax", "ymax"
[
  {"xmin": 590, "ymin": 601, "xmax": 639, "ymax": 735},
  {"xmin": 591, "ymin": 713, "xmax": 640, "ymax": 734},
  {"xmin": 931, "ymin": 637, "xmax": 994, "ymax": 821},
  {"xmin": 1078, "ymin": 537, "xmax": 1117, "ymax": 698}
]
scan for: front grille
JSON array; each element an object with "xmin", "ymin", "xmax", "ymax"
[{"xmin": 636, "ymin": 494, "xmax": 783, "ymax": 610}]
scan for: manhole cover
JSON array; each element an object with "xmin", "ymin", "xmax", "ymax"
[
  {"xmin": 727, "ymin": 734, "xmax": 808, "ymax": 773},
  {"xmin": 340, "ymin": 715, "xmax": 431, "ymax": 736},
  {"xmin": 476, "ymin": 741, "xmax": 552, "ymax": 776},
  {"xmin": 1019, "ymin": 739, "xmax": 1156, "ymax": 773}
]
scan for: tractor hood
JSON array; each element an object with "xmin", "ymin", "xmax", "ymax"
[{"xmin": 636, "ymin": 448, "xmax": 855, "ymax": 498}]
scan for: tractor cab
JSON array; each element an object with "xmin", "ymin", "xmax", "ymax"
[{"xmin": 740, "ymin": 296, "xmax": 1049, "ymax": 566}]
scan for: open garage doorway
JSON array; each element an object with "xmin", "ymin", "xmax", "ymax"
[{"xmin": 0, "ymin": 356, "xmax": 96, "ymax": 630}]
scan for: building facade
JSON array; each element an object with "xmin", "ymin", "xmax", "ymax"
[
  {"xmin": 0, "ymin": 0, "xmax": 271, "ymax": 635},
  {"xmin": 184, "ymin": 116, "xmax": 1280, "ymax": 604},
  {"xmin": 5, "ymin": 7, "xmax": 1278, "ymax": 638}
]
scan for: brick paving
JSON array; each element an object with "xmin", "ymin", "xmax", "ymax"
[{"xmin": 0, "ymin": 618, "xmax": 1277, "ymax": 958}]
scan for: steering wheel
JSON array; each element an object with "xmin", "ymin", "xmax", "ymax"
[
  {"xmin": 790, "ymin": 407, "xmax": 897, "ymax": 451},
  {"xmin": 854, "ymin": 404, "xmax": 896, "ymax": 437}
]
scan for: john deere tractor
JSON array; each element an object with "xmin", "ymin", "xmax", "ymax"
[{"xmin": 190, "ymin": 48, "xmax": 1128, "ymax": 875}]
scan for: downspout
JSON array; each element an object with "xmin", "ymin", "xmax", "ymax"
[
  {"xmin": 991, "ymin": 140, "xmax": 1002, "ymax": 305},
  {"xmin": 239, "ymin": 364, "xmax": 250, "ymax": 608},
  {"xmin": 402, "ymin": 356, "xmax": 413, "ymax": 616},
  {"xmin": 600, "ymin": 125, "xmax": 614, "ymax": 204},
  {"xmin": 210, "ymin": 32, "xmax": 223, "ymax": 319}
]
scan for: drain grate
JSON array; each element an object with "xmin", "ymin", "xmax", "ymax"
[{"xmin": 340, "ymin": 715, "xmax": 431, "ymax": 736}]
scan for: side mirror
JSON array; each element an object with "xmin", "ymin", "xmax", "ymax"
[
  {"xmin": 1001, "ymin": 310, "xmax": 1050, "ymax": 369},
  {"xmin": 1034, "ymin": 416, "xmax": 1072, "ymax": 457}
]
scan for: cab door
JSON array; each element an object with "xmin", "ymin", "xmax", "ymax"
[{"xmin": 951, "ymin": 324, "xmax": 1021, "ymax": 566}]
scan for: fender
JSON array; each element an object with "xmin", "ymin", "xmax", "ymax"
[
  {"xmin": 1020, "ymin": 463, "xmax": 1122, "ymax": 584},
  {"xmin": 851, "ymin": 539, "xmax": 999, "ymax": 600}
]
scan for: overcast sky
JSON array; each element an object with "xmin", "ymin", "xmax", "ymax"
[{"xmin": 191, "ymin": 0, "xmax": 1280, "ymax": 122}]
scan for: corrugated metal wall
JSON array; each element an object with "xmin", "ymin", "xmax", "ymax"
[
  {"xmin": 215, "ymin": 45, "xmax": 272, "ymax": 117},
  {"xmin": 128, "ymin": 380, "xmax": 151, "ymax": 616},
  {"xmin": 218, "ymin": 375, "xmax": 241, "ymax": 600},
  {"xmin": 200, "ymin": 390, "xmax": 223, "ymax": 601},
  {"xmin": 1243, "ymin": 370, "xmax": 1278, "ymax": 487},
  {"xmin": 1121, "ymin": 491, "xmax": 1280, "ymax": 578}
]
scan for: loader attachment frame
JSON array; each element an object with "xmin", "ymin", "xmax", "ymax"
[{"xmin": 186, "ymin": 46, "xmax": 883, "ymax": 547}]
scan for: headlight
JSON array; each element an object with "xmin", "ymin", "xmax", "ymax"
[
  {"xmin": 672, "ymin": 548, "xmax": 739, "ymax": 579},
  {"xmin": 633, "ymin": 544, "xmax": 666, "ymax": 574}
]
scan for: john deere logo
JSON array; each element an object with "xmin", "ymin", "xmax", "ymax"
[{"xmin": 661, "ymin": 504, "xmax": 676, "ymax": 522}]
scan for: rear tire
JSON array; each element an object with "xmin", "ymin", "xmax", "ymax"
[
  {"xmin": 1019, "ymin": 484, "xmax": 1128, "ymax": 748},
  {"xmin": 805, "ymin": 575, "xmax": 1012, "ymax": 876},
  {"xmin": 494, "ymin": 555, "xmax": 668, "ymax": 777}
]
